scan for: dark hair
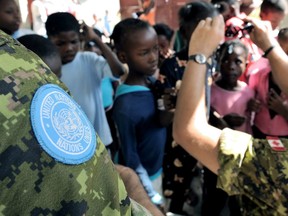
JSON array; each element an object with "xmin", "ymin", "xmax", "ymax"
[
  {"xmin": 217, "ymin": 39, "xmax": 249, "ymax": 61},
  {"xmin": 212, "ymin": 0, "xmax": 238, "ymax": 19},
  {"xmin": 261, "ymin": 0, "xmax": 288, "ymax": 13},
  {"xmin": 153, "ymin": 23, "xmax": 174, "ymax": 42},
  {"xmin": 211, "ymin": 0, "xmax": 237, "ymax": 5},
  {"xmin": 18, "ymin": 34, "xmax": 59, "ymax": 59},
  {"xmin": 278, "ymin": 27, "xmax": 288, "ymax": 41},
  {"xmin": 110, "ymin": 18, "xmax": 151, "ymax": 51},
  {"xmin": 45, "ymin": 12, "xmax": 80, "ymax": 36},
  {"xmin": 178, "ymin": 2, "xmax": 219, "ymax": 35}
]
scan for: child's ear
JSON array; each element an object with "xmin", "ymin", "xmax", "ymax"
[{"xmin": 117, "ymin": 51, "xmax": 127, "ymax": 64}]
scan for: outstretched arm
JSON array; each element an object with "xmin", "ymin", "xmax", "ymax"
[
  {"xmin": 84, "ymin": 25, "xmax": 125, "ymax": 77},
  {"xmin": 173, "ymin": 16, "xmax": 225, "ymax": 174}
]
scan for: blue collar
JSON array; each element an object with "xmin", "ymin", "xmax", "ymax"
[{"xmin": 115, "ymin": 84, "xmax": 150, "ymax": 98}]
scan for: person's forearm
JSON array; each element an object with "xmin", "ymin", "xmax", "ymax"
[
  {"xmin": 116, "ymin": 165, "xmax": 164, "ymax": 216},
  {"xmin": 135, "ymin": 164, "xmax": 156, "ymax": 198},
  {"xmin": 173, "ymin": 16, "xmax": 224, "ymax": 174},
  {"xmin": 245, "ymin": 18, "xmax": 288, "ymax": 95},
  {"xmin": 266, "ymin": 46, "xmax": 288, "ymax": 95},
  {"xmin": 92, "ymin": 36, "xmax": 125, "ymax": 77},
  {"xmin": 173, "ymin": 61, "xmax": 221, "ymax": 174}
]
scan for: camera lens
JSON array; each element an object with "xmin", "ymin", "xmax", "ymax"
[{"xmin": 243, "ymin": 23, "xmax": 254, "ymax": 33}]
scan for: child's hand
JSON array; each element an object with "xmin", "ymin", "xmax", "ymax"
[
  {"xmin": 161, "ymin": 88, "xmax": 177, "ymax": 111},
  {"xmin": 247, "ymin": 98, "xmax": 261, "ymax": 112},
  {"xmin": 223, "ymin": 113, "xmax": 246, "ymax": 128},
  {"xmin": 79, "ymin": 21, "xmax": 101, "ymax": 42},
  {"xmin": 267, "ymin": 89, "xmax": 288, "ymax": 117},
  {"xmin": 209, "ymin": 110, "xmax": 229, "ymax": 129}
]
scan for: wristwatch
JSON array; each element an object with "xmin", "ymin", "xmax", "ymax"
[{"xmin": 188, "ymin": 54, "xmax": 207, "ymax": 64}]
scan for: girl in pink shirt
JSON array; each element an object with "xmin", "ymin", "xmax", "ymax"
[
  {"xmin": 248, "ymin": 28, "xmax": 288, "ymax": 138},
  {"xmin": 204, "ymin": 39, "xmax": 255, "ymax": 216},
  {"xmin": 210, "ymin": 39, "xmax": 255, "ymax": 134}
]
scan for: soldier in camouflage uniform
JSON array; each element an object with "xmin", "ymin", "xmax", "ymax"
[
  {"xmin": 0, "ymin": 29, "xmax": 151, "ymax": 215},
  {"xmin": 173, "ymin": 15, "xmax": 288, "ymax": 215}
]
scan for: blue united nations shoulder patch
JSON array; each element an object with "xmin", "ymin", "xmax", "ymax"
[{"xmin": 30, "ymin": 84, "xmax": 96, "ymax": 164}]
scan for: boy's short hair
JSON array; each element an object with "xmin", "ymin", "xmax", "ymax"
[
  {"xmin": 211, "ymin": 0, "xmax": 237, "ymax": 6},
  {"xmin": 260, "ymin": 0, "xmax": 288, "ymax": 14},
  {"xmin": 278, "ymin": 28, "xmax": 288, "ymax": 41},
  {"xmin": 110, "ymin": 18, "xmax": 151, "ymax": 51},
  {"xmin": 18, "ymin": 34, "xmax": 62, "ymax": 77},
  {"xmin": 45, "ymin": 12, "xmax": 80, "ymax": 37},
  {"xmin": 18, "ymin": 34, "xmax": 59, "ymax": 59}
]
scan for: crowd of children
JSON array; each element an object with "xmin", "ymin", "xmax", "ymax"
[{"xmin": 1, "ymin": 0, "xmax": 288, "ymax": 215}]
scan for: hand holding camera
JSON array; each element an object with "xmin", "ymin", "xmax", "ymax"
[{"xmin": 79, "ymin": 20, "xmax": 102, "ymax": 42}]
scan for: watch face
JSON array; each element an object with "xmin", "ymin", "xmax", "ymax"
[{"xmin": 195, "ymin": 54, "xmax": 206, "ymax": 64}]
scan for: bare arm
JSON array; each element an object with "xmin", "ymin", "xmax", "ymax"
[
  {"xmin": 115, "ymin": 165, "xmax": 164, "ymax": 216},
  {"xmin": 173, "ymin": 16, "xmax": 225, "ymax": 174},
  {"xmin": 84, "ymin": 25, "xmax": 125, "ymax": 77},
  {"xmin": 246, "ymin": 18, "xmax": 288, "ymax": 95}
]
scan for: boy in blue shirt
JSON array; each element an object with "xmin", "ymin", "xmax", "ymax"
[{"xmin": 111, "ymin": 18, "xmax": 166, "ymax": 207}]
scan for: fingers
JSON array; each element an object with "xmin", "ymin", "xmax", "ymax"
[
  {"xmin": 212, "ymin": 14, "xmax": 225, "ymax": 30},
  {"xmin": 188, "ymin": 15, "xmax": 224, "ymax": 57},
  {"xmin": 196, "ymin": 19, "xmax": 206, "ymax": 29},
  {"xmin": 197, "ymin": 15, "xmax": 224, "ymax": 32},
  {"xmin": 242, "ymin": 18, "xmax": 275, "ymax": 51},
  {"xmin": 162, "ymin": 88, "xmax": 178, "ymax": 110},
  {"xmin": 269, "ymin": 88, "xmax": 281, "ymax": 99},
  {"xmin": 248, "ymin": 99, "xmax": 261, "ymax": 112}
]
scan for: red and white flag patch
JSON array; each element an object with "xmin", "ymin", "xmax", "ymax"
[{"xmin": 267, "ymin": 136, "xmax": 286, "ymax": 152}]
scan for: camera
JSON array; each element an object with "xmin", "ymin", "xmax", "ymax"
[
  {"xmin": 225, "ymin": 22, "xmax": 254, "ymax": 39},
  {"xmin": 242, "ymin": 22, "xmax": 254, "ymax": 33}
]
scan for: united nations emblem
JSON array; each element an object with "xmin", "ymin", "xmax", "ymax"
[{"xmin": 30, "ymin": 84, "xmax": 96, "ymax": 164}]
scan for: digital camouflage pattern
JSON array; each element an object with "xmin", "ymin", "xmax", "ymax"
[
  {"xmin": 0, "ymin": 30, "xmax": 151, "ymax": 216},
  {"xmin": 217, "ymin": 128, "xmax": 288, "ymax": 215}
]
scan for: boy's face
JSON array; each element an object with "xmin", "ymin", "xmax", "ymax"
[
  {"xmin": 49, "ymin": 31, "xmax": 80, "ymax": 64},
  {"xmin": 260, "ymin": 11, "xmax": 285, "ymax": 30},
  {"xmin": 119, "ymin": 27, "xmax": 159, "ymax": 76},
  {"xmin": 219, "ymin": 45, "xmax": 247, "ymax": 86},
  {"xmin": 0, "ymin": 0, "xmax": 21, "ymax": 35},
  {"xmin": 157, "ymin": 35, "xmax": 170, "ymax": 57}
]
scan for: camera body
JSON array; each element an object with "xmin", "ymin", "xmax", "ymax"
[{"xmin": 225, "ymin": 22, "xmax": 254, "ymax": 39}]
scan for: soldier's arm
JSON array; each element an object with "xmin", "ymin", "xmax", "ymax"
[{"xmin": 173, "ymin": 16, "xmax": 224, "ymax": 174}]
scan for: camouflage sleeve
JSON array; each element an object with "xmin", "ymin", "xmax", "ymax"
[
  {"xmin": 217, "ymin": 128, "xmax": 288, "ymax": 215},
  {"xmin": 216, "ymin": 128, "xmax": 254, "ymax": 196},
  {"xmin": 130, "ymin": 199, "xmax": 153, "ymax": 216},
  {"xmin": 0, "ymin": 30, "xmax": 150, "ymax": 216}
]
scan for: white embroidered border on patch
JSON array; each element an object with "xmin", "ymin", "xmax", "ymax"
[{"xmin": 30, "ymin": 84, "xmax": 96, "ymax": 164}]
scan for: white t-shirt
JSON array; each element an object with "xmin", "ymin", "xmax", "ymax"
[
  {"xmin": 61, "ymin": 51, "xmax": 112, "ymax": 146},
  {"xmin": 31, "ymin": 0, "xmax": 47, "ymax": 36}
]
